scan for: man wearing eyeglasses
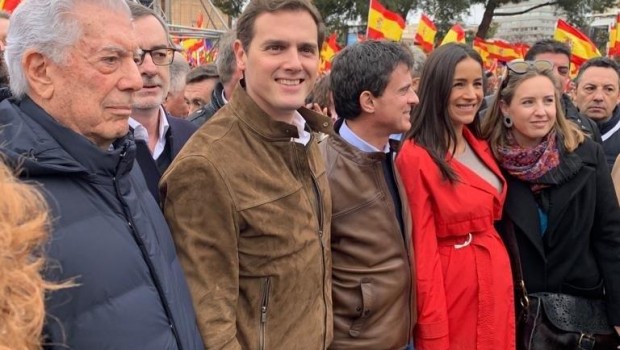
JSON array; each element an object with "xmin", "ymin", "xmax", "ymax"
[
  {"xmin": 525, "ymin": 39, "xmax": 602, "ymax": 143},
  {"xmin": 128, "ymin": 2, "xmax": 197, "ymax": 203}
]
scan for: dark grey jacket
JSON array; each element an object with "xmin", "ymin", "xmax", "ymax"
[{"xmin": 0, "ymin": 96, "xmax": 204, "ymax": 350}]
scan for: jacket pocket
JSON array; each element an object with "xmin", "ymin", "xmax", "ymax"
[
  {"xmin": 561, "ymin": 278, "xmax": 604, "ymax": 298},
  {"xmin": 348, "ymin": 279, "xmax": 373, "ymax": 338},
  {"xmin": 259, "ymin": 277, "xmax": 271, "ymax": 350}
]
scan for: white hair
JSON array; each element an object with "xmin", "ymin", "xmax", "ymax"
[
  {"xmin": 169, "ymin": 52, "xmax": 189, "ymax": 94},
  {"xmin": 4, "ymin": 0, "xmax": 131, "ymax": 98}
]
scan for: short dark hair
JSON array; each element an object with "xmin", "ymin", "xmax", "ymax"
[
  {"xmin": 236, "ymin": 0, "xmax": 325, "ymax": 51},
  {"xmin": 330, "ymin": 40, "xmax": 414, "ymax": 121},
  {"xmin": 186, "ymin": 63, "xmax": 219, "ymax": 84},
  {"xmin": 574, "ymin": 56, "xmax": 620, "ymax": 85},
  {"xmin": 0, "ymin": 10, "xmax": 10, "ymax": 20},
  {"xmin": 524, "ymin": 39, "xmax": 571, "ymax": 61}
]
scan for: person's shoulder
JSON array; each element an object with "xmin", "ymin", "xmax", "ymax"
[
  {"xmin": 398, "ymin": 139, "xmax": 433, "ymax": 159},
  {"xmin": 573, "ymin": 137, "xmax": 603, "ymax": 165},
  {"xmin": 188, "ymin": 103, "xmax": 219, "ymax": 127},
  {"xmin": 167, "ymin": 114, "xmax": 198, "ymax": 133}
]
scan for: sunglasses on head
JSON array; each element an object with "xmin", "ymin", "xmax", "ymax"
[
  {"xmin": 506, "ymin": 60, "xmax": 554, "ymax": 74},
  {"xmin": 500, "ymin": 60, "xmax": 554, "ymax": 89}
]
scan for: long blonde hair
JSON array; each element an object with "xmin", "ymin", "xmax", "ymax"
[
  {"xmin": 482, "ymin": 64, "xmax": 585, "ymax": 157},
  {"xmin": 0, "ymin": 161, "xmax": 63, "ymax": 350}
]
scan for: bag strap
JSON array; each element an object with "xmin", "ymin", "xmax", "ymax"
[{"xmin": 502, "ymin": 218, "xmax": 530, "ymax": 311}]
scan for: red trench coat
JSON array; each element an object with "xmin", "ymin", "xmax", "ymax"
[{"xmin": 396, "ymin": 128, "xmax": 515, "ymax": 350}]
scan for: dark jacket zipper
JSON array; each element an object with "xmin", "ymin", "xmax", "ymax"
[{"xmin": 259, "ymin": 277, "xmax": 271, "ymax": 350}]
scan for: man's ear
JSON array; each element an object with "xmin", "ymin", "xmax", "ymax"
[
  {"xmin": 22, "ymin": 50, "xmax": 54, "ymax": 99},
  {"xmin": 359, "ymin": 91, "xmax": 374, "ymax": 114},
  {"xmin": 412, "ymin": 77, "xmax": 421, "ymax": 93},
  {"xmin": 233, "ymin": 39, "xmax": 246, "ymax": 72}
]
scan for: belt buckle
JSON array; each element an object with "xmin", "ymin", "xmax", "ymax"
[
  {"xmin": 454, "ymin": 233, "xmax": 473, "ymax": 249},
  {"xmin": 578, "ymin": 333, "xmax": 596, "ymax": 350}
]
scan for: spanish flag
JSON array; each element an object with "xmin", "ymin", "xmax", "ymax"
[
  {"xmin": 0, "ymin": 0, "xmax": 20, "ymax": 12},
  {"xmin": 554, "ymin": 19, "xmax": 600, "ymax": 75},
  {"xmin": 439, "ymin": 24, "xmax": 465, "ymax": 46},
  {"xmin": 320, "ymin": 33, "xmax": 341, "ymax": 72},
  {"xmin": 473, "ymin": 37, "xmax": 491, "ymax": 64},
  {"xmin": 486, "ymin": 39, "xmax": 521, "ymax": 62},
  {"xmin": 367, "ymin": 0, "xmax": 406, "ymax": 41},
  {"xmin": 415, "ymin": 14, "xmax": 437, "ymax": 53}
]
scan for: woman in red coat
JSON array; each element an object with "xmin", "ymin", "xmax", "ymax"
[{"xmin": 396, "ymin": 43, "xmax": 515, "ymax": 350}]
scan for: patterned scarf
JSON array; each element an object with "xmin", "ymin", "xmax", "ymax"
[{"xmin": 496, "ymin": 130, "xmax": 560, "ymax": 192}]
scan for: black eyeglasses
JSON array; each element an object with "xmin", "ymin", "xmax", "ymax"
[
  {"xmin": 134, "ymin": 48, "xmax": 177, "ymax": 66},
  {"xmin": 500, "ymin": 60, "xmax": 554, "ymax": 89}
]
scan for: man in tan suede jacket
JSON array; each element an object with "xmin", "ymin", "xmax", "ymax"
[
  {"xmin": 159, "ymin": 0, "xmax": 333, "ymax": 349},
  {"xmin": 321, "ymin": 41, "xmax": 419, "ymax": 350}
]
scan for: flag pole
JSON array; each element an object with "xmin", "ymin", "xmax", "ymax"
[{"xmin": 365, "ymin": 0, "xmax": 372, "ymax": 39}]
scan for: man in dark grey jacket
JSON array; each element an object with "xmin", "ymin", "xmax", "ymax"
[{"xmin": 0, "ymin": 0, "xmax": 203, "ymax": 349}]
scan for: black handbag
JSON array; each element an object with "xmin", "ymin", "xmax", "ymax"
[{"xmin": 501, "ymin": 220, "xmax": 620, "ymax": 350}]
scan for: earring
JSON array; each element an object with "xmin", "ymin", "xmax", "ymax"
[{"xmin": 503, "ymin": 115, "xmax": 513, "ymax": 128}]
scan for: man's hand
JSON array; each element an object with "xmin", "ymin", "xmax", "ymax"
[{"xmin": 615, "ymin": 326, "xmax": 620, "ymax": 349}]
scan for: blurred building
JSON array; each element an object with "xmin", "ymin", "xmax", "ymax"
[{"xmin": 494, "ymin": 0, "xmax": 561, "ymax": 44}]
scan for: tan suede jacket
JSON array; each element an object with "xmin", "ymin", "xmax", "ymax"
[
  {"xmin": 320, "ymin": 131, "xmax": 416, "ymax": 350},
  {"xmin": 160, "ymin": 85, "xmax": 333, "ymax": 350}
]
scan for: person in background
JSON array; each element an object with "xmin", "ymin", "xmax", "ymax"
[
  {"xmin": 128, "ymin": 2, "xmax": 197, "ymax": 203},
  {"xmin": 160, "ymin": 0, "xmax": 333, "ymax": 348},
  {"xmin": 525, "ymin": 39, "xmax": 601, "ymax": 142},
  {"xmin": 402, "ymin": 43, "xmax": 427, "ymax": 93},
  {"xmin": 0, "ymin": 160, "xmax": 67, "ymax": 350},
  {"xmin": 0, "ymin": 10, "xmax": 9, "ymax": 88},
  {"xmin": 396, "ymin": 43, "xmax": 515, "ymax": 350},
  {"xmin": 322, "ymin": 39, "xmax": 418, "ymax": 350},
  {"xmin": 164, "ymin": 51, "xmax": 191, "ymax": 118},
  {"xmin": 573, "ymin": 57, "xmax": 620, "ymax": 169},
  {"xmin": 305, "ymin": 74, "xmax": 337, "ymax": 121},
  {"xmin": 188, "ymin": 29, "xmax": 243, "ymax": 126},
  {"xmin": 184, "ymin": 63, "xmax": 219, "ymax": 114},
  {"xmin": 0, "ymin": 10, "xmax": 9, "ymax": 50},
  {"xmin": 0, "ymin": 0, "xmax": 203, "ymax": 348},
  {"xmin": 481, "ymin": 59, "xmax": 620, "ymax": 344}
]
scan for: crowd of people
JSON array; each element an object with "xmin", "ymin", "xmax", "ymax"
[{"xmin": 0, "ymin": 0, "xmax": 619, "ymax": 349}]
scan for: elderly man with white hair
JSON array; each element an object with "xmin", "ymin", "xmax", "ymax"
[{"xmin": 0, "ymin": 0, "xmax": 203, "ymax": 348}]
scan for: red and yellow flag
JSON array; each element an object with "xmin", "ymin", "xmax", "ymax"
[
  {"xmin": 0, "ymin": 0, "xmax": 20, "ymax": 12},
  {"xmin": 487, "ymin": 39, "xmax": 521, "ymax": 62},
  {"xmin": 415, "ymin": 14, "xmax": 437, "ymax": 53},
  {"xmin": 554, "ymin": 19, "xmax": 600, "ymax": 75},
  {"xmin": 608, "ymin": 13, "xmax": 620, "ymax": 57},
  {"xmin": 320, "ymin": 33, "xmax": 341, "ymax": 73},
  {"xmin": 473, "ymin": 37, "xmax": 491, "ymax": 66},
  {"xmin": 439, "ymin": 24, "xmax": 465, "ymax": 46},
  {"xmin": 367, "ymin": 0, "xmax": 406, "ymax": 41}
]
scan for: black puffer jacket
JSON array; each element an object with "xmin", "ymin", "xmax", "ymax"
[{"xmin": 0, "ymin": 96, "xmax": 204, "ymax": 350}]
